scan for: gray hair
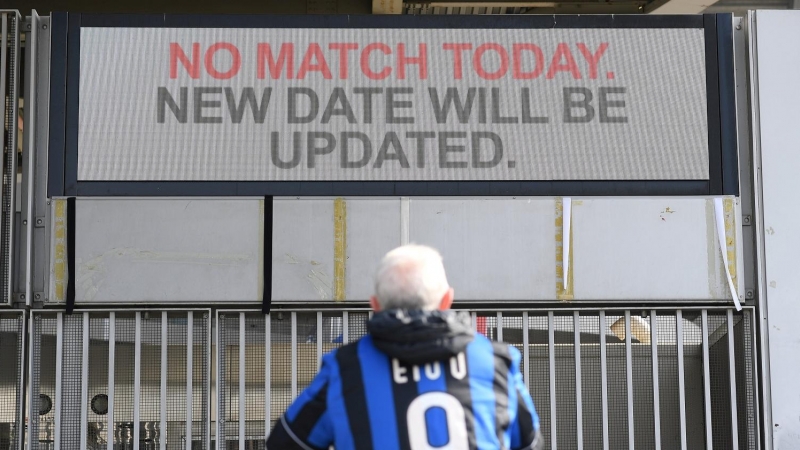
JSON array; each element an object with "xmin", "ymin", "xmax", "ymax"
[{"xmin": 373, "ymin": 244, "xmax": 450, "ymax": 311}]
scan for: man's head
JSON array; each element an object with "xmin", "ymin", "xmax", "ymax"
[{"xmin": 370, "ymin": 244, "xmax": 454, "ymax": 312}]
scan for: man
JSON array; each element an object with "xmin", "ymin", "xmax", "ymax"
[{"xmin": 267, "ymin": 244, "xmax": 543, "ymax": 450}]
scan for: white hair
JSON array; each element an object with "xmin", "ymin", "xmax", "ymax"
[{"xmin": 374, "ymin": 244, "xmax": 450, "ymax": 311}]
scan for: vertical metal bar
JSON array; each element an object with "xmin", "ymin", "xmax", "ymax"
[
  {"xmin": 626, "ymin": 311, "xmax": 635, "ymax": 450},
  {"xmin": 522, "ymin": 312, "xmax": 530, "ymax": 390},
  {"xmin": 750, "ymin": 309, "xmax": 762, "ymax": 450},
  {"xmin": 186, "ymin": 312, "xmax": 194, "ymax": 450},
  {"xmin": 265, "ymin": 314, "xmax": 271, "ymax": 439},
  {"xmin": 80, "ymin": 313, "xmax": 89, "ymax": 450},
  {"xmin": 161, "ymin": 312, "xmax": 167, "ymax": 450},
  {"xmin": 400, "ymin": 197, "xmax": 410, "ymax": 245},
  {"xmin": 702, "ymin": 310, "xmax": 713, "ymax": 450},
  {"xmin": 677, "ymin": 310, "xmax": 687, "ymax": 450},
  {"xmin": 26, "ymin": 313, "xmax": 35, "ymax": 450},
  {"xmin": 748, "ymin": 14, "xmax": 774, "ymax": 449},
  {"xmin": 651, "ymin": 311, "xmax": 661, "ymax": 450},
  {"xmin": 497, "ymin": 312, "xmax": 503, "ymax": 342},
  {"xmin": 134, "ymin": 313, "xmax": 141, "ymax": 450},
  {"xmin": 471, "ymin": 312, "xmax": 477, "ymax": 332},
  {"xmin": 214, "ymin": 312, "xmax": 222, "ymax": 449},
  {"xmin": 548, "ymin": 311, "xmax": 556, "ymax": 449},
  {"xmin": 206, "ymin": 312, "xmax": 212, "ymax": 450},
  {"xmin": 108, "ymin": 313, "xmax": 115, "ymax": 450},
  {"xmin": 24, "ymin": 11, "xmax": 38, "ymax": 307},
  {"xmin": 574, "ymin": 311, "xmax": 583, "ymax": 450},
  {"xmin": 342, "ymin": 311, "xmax": 349, "ymax": 345},
  {"xmin": 291, "ymin": 312, "xmax": 297, "ymax": 398},
  {"xmin": 317, "ymin": 312, "xmax": 323, "ymax": 371},
  {"xmin": 54, "ymin": 313, "xmax": 63, "ymax": 450},
  {"xmin": 599, "ymin": 311, "xmax": 609, "ymax": 450},
  {"xmin": 16, "ymin": 312, "xmax": 25, "ymax": 450},
  {"xmin": 239, "ymin": 313, "xmax": 246, "ymax": 450},
  {"xmin": 0, "ymin": 15, "xmax": 7, "ymax": 267},
  {"xmin": 728, "ymin": 310, "xmax": 740, "ymax": 450}
]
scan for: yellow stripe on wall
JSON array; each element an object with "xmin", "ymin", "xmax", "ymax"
[
  {"xmin": 555, "ymin": 198, "xmax": 574, "ymax": 301},
  {"xmin": 333, "ymin": 198, "xmax": 347, "ymax": 302},
  {"xmin": 723, "ymin": 197, "xmax": 738, "ymax": 293},
  {"xmin": 53, "ymin": 199, "xmax": 67, "ymax": 302}
]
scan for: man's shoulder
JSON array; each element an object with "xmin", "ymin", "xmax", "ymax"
[
  {"xmin": 471, "ymin": 334, "xmax": 521, "ymax": 365},
  {"xmin": 320, "ymin": 336, "xmax": 372, "ymax": 365}
]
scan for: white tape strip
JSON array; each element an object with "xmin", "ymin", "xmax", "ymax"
[
  {"xmin": 714, "ymin": 198, "xmax": 742, "ymax": 311},
  {"xmin": 563, "ymin": 197, "xmax": 572, "ymax": 292}
]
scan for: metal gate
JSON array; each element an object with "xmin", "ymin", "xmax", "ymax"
[
  {"xmin": 28, "ymin": 310, "xmax": 211, "ymax": 450},
  {"xmin": 216, "ymin": 306, "xmax": 759, "ymax": 450},
  {"xmin": 0, "ymin": 311, "xmax": 24, "ymax": 450}
]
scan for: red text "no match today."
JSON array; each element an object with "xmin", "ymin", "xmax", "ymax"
[{"xmin": 169, "ymin": 42, "xmax": 612, "ymax": 81}]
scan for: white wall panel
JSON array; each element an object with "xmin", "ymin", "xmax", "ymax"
[
  {"xmin": 272, "ymin": 199, "xmax": 335, "ymax": 301},
  {"xmin": 70, "ymin": 199, "xmax": 263, "ymax": 303},
  {"xmin": 572, "ymin": 198, "xmax": 729, "ymax": 301},
  {"xmin": 409, "ymin": 198, "xmax": 556, "ymax": 301},
  {"xmin": 345, "ymin": 199, "xmax": 401, "ymax": 300}
]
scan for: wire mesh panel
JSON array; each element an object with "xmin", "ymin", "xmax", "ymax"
[
  {"xmin": 578, "ymin": 313, "xmax": 602, "ymax": 450},
  {"xmin": 735, "ymin": 311, "xmax": 756, "ymax": 450},
  {"xmin": 28, "ymin": 314, "xmax": 56, "ymax": 450},
  {"xmin": 603, "ymin": 313, "xmax": 629, "ymax": 450},
  {"xmin": 552, "ymin": 313, "xmax": 577, "ymax": 449},
  {"xmin": 527, "ymin": 313, "xmax": 551, "ymax": 450},
  {"xmin": 655, "ymin": 313, "xmax": 681, "ymax": 448},
  {"xmin": 60, "ymin": 314, "xmax": 84, "ymax": 449},
  {"xmin": 0, "ymin": 11, "xmax": 20, "ymax": 306},
  {"xmin": 29, "ymin": 310, "xmax": 210, "ymax": 450},
  {"xmin": 0, "ymin": 311, "xmax": 23, "ymax": 450},
  {"xmin": 630, "ymin": 313, "xmax": 656, "ymax": 450},
  {"xmin": 268, "ymin": 312, "xmax": 292, "ymax": 434},
  {"xmin": 682, "ymin": 310, "xmax": 707, "ymax": 449},
  {"xmin": 708, "ymin": 311, "xmax": 734, "ymax": 449},
  {"xmin": 86, "ymin": 314, "xmax": 110, "ymax": 449}
]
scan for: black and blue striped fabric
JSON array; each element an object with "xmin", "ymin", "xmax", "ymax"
[{"xmin": 267, "ymin": 333, "xmax": 541, "ymax": 450}]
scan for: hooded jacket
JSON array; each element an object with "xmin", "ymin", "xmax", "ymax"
[{"xmin": 267, "ymin": 309, "xmax": 544, "ymax": 450}]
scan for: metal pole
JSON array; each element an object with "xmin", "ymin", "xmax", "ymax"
[
  {"xmin": 265, "ymin": 314, "xmax": 271, "ymax": 439},
  {"xmin": 599, "ymin": 311, "xmax": 609, "ymax": 450},
  {"xmin": 497, "ymin": 312, "xmax": 503, "ymax": 342},
  {"xmin": 522, "ymin": 312, "xmax": 530, "ymax": 390},
  {"xmin": 108, "ymin": 313, "xmax": 115, "ymax": 450},
  {"xmin": 186, "ymin": 312, "xmax": 194, "ymax": 450},
  {"xmin": 317, "ymin": 312, "xmax": 323, "ymax": 371},
  {"xmin": 747, "ymin": 13, "xmax": 774, "ymax": 449},
  {"xmin": 161, "ymin": 312, "xmax": 167, "ymax": 450},
  {"xmin": 239, "ymin": 313, "xmax": 246, "ymax": 449},
  {"xmin": 24, "ymin": 10, "xmax": 38, "ymax": 308},
  {"xmin": 651, "ymin": 311, "xmax": 661, "ymax": 450},
  {"xmin": 54, "ymin": 313, "xmax": 63, "ymax": 450},
  {"xmin": 134, "ymin": 313, "xmax": 141, "ymax": 450},
  {"xmin": 291, "ymin": 312, "xmax": 297, "ymax": 398},
  {"xmin": 548, "ymin": 311, "xmax": 556, "ymax": 449},
  {"xmin": 574, "ymin": 311, "xmax": 583, "ymax": 450},
  {"xmin": 702, "ymin": 310, "xmax": 713, "ymax": 450},
  {"xmin": 677, "ymin": 310, "xmax": 688, "ymax": 450},
  {"xmin": 80, "ymin": 313, "xmax": 89, "ymax": 450},
  {"xmin": 728, "ymin": 310, "xmax": 740, "ymax": 450},
  {"xmin": 626, "ymin": 311, "xmax": 635, "ymax": 450},
  {"xmin": 342, "ymin": 311, "xmax": 349, "ymax": 345}
]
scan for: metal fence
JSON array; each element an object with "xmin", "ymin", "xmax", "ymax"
[
  {"xmin": 0, "ymin": 311, "xmax": 24, "ymax": 450},
  {"xmin": 0, "ymin": 11, "xmax": 20, "ymax": 307},
  {"xmin": 216, "ymin": 306, "xmax": 759, "ymax": 450},
  {"xmin": 28, "ymin": 310, "xmax": 211, "ymax": 450}
]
